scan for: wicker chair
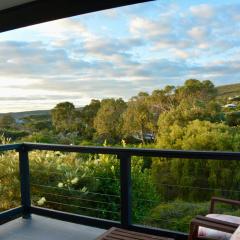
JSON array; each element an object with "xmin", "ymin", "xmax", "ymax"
[{"xmin": 189, "ymin": 197, "xmax": 240, "ymax": 240}]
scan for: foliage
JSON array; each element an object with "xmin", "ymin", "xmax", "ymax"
[
  {"xmin": 0, "ymin": 114, "xmax": 16, "ymax": 129},
  {"xmin": 51, "ymin": 102, "xmax": 78, "ymax": 132},
  {"xmin": 0, "ymin": 135, "xmax": 20, "ymax": 211},
  {"xmin": 0, "ymin": 129, "xmax": 28, "ymax": 141},
  {"xmin": 157, "ymin": 120, "xmax": 238, "ymax": 151},
  {"xmin": 29, "ymin": 149, "xmax": 158, "ymax": 220},
  {"xmin": 123, "ymin": 93, "xmax": 154, "ymax": 144},
  {"xmin": 80, "ymin": 99, "xmax": 101, "ymax": 139},
  {"xmin": 175, "ymin": 79, "xmax": 217, "ymax": 102},
  {"xmin": 22, "ymin": 114, "xmax": 52, "ymax": 132},
  {"xmin": 225, "ymin": 111, "xmax": 240, "ymax": 126},
  {"xmin": 154, "ymin": 120, "xmax": 240, "ymax": 201},
  {"xmin": 21, "ymin": 130, "xmax": 57, "ymax": 143},
  {"xmin": 144, "ymin": 200, "xmax": 240, "ymax": 232},
  {"xmin": 94, "ymin": 98, "xmax": 127, "ymax": 142}
]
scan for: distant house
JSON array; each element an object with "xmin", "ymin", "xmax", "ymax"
[
  {"xmin": 144, "ymin": 133, "xmax": 155, "ymax": 141},
  {"xmin": 228, "ymin": 96, "xmax": 240, "ymax": 101},
  {"xmin": 133, "ymin": 133, "xmax": 155, "ymax": 141},
  {"xmin": 223, "ymin": 103, "xmax": 237, "ymax": 108},
  {"xmin": 16, "ymin": 118, "xmax": 24, "ymax": 124}
]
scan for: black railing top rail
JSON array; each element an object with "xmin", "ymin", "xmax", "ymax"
[
  {"xmin": 0, "ymin": 142, "xmax": 239, "ymax": 161},
  {"xmin": 24, "ymin": 142, "xmax": 240, "ymax": 160},
  {"xmin": 0, "ymin": 143, "xmax": 22, "ymax": 151}
]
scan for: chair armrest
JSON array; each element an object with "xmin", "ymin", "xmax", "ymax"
[
  {"xmin": 190, "ymin": 217, "xmax": 236, "ymax": 234},
  {"xmin": 196, "ymin": 215, "xmax": 239, "ymax": 228},
  {"xmin": 210, "ymin": 197, "xmax": 240, "ymax": 213}
]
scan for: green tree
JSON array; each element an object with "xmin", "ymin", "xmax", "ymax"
[
  {"xmin": 122, "ymin": 93, "xmax": 154, "ymax": 144},
  {"xmin": 0, "ymin": 114, "xmax": 16, "ymax": 129},
  {"xmin": 23, "ymin": 114, "xmax": 52, "ymax": 132},
  {"xmin": 157, "ymin": 120, "xmax": 237, "ymax": 151},
  {"xmin": 148, "ymin": 86, "xmax": 177, "ymax": 131},
  {"xmin": 175, "ymin": 79, "xmax": 217, "ymax": 103},
  {"xmin": 225, "ymin": 111, "xmax": 240, "ymax": 126},
  {"xmin": 94, "ymin": 98, "xmax": 126, "ymax": 142},
  {"xmin": 157, "ymin": 99, "xmax": 222, "ymax": 136},
  {"xmin": 81, "ymin": 99, "xmax": 101, "ymax": 139},
  {"xmin": 51, "ymin": 102, "xmax": 77, "ymax": 133}
]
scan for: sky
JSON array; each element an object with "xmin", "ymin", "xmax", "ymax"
[{"xmin": 0, "ymin": 0, "xmax": 240, "ymax": 113}]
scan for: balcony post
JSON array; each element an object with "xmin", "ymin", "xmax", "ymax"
[
  {"xmin": 118, "ymin": 153, "xmax": 131, "ymax": 228},
  {"xmin": 19, "ymin": 144, "xmax": 31, "ymax": 218}
]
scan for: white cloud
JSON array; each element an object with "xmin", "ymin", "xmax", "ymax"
[
  {"xmin": 197, "ymin": 43, "xmax": 209, "ymax": 49},
  {"xmin": 130, "ymin": 17, "xmax": 171, "ymax": 38},
  {"xmin": 190, "ymin": 4, "xmax": 214, "ymax": 19},
  {"xmin": 30, "ymin": 18, "xmax": 95, "ymax": 43},
  {"xmin": 187, "ymin": 26, "xmax": 208, "ymax": 41},
  {"xmin": 174, "ymin": 49, "xmax": 189, "ymax": 59}
]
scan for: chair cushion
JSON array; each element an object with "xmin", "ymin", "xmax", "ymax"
[{"xmin": 198, "ymin": 214, "xmax": 240, "ymax": 240}]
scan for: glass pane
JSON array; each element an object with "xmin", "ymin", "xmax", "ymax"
[
  {"xmin": 29, "ymin": 150, "xmax": 120, "ymax": 221},
  {"xmin": 132, "ymin": 157, "xmax": 240, "ymax": 233},
  {"xmin": 0, "ymin": 150, "xmax": 20, "ymax": 212}
]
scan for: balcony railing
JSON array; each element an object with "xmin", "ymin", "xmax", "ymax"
[{"xmin": 1, "ymin": 142, "xmax": 240, "ymax": 240}]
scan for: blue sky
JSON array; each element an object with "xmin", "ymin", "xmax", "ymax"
[{"xmin": 0, "ymin": 0, "xmax": 240, "ymax": 112}]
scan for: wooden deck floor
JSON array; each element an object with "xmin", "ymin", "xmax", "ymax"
[{"xmin": 0, "ymin": 214, "xmax": 106, "ymax": 240}]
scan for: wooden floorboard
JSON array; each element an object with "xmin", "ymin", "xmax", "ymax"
[{"xmin": 97, "ymin": 227, "xmax": 174, "ymax": 240}]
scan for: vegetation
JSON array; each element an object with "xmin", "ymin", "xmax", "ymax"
[
  {"xmin": 1, "ymin": 80, "xmax": 240, "ymax": 233},
  {"xmin": 216, "ymin": 83, "xmax": 240, "ymax": 102},
  {"xmin": 94, "ymin": 98, "xmax": 127, "ymax": 142}
]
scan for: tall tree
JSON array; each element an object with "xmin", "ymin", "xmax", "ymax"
[
  {"xmin": 122, "ymin": 93, "xmax": 154, "ymax": 144},
  {"xmin": 81, "ymin": 99, "xmax": 101, "ymax": 139},
  {"xmin": 148, "ymin": 86, "xmax": 177, "ymax": 131},
  {"xmin": 51, "ymin": 102, "xmax": 77, "ymax": 132},
  {"xmin": 94, "ymin": 98, "xmax": 126, "ymax": 142},
  {"xmin": 175, "ymin": 79, "xmax": 217, "ymax": 103}
]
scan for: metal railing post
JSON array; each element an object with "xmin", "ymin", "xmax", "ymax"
[
  {"xmin": 118, "ymin": 153, "xmax": 131, "ymax": 228},
  {"xmin": 19, "ymin": 144, "xmax": 31, "ymax": 218}
]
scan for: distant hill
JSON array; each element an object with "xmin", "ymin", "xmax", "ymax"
[
  {"xmin": 0, "ymin": 110, "xmax": 51, "ymax": 119},
  {"xmin": 0, "ymin": 107, "xmax": 83, "ymax": 119},
  {"xmin": 216, "ymin": 83, "xmax": 240, "ymax": 102}
]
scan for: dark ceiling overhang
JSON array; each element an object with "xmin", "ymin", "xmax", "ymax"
[{"xmin": 0, "ymin": 0, "xmax": 153, "ymax": 33}]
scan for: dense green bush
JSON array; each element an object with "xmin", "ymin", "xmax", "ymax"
[{"xmin": 0, "ymin": 129, "xmax": 28, "ymax": 141}]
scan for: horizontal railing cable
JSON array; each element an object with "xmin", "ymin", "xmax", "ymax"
[
  {"xmin": 30, "ymin": 169, "xmax": 119, "ymax": 181},
  {"xmin": 31, "ymin": 183, "xmax": 120, "ymax": 198},
  {"xmin": 32, "ymin": 190, "xmax": 120, "ymax": 206},
  {"xmin": 43, "ymin": 200, "xmax": 120, "ymax": 215}
]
